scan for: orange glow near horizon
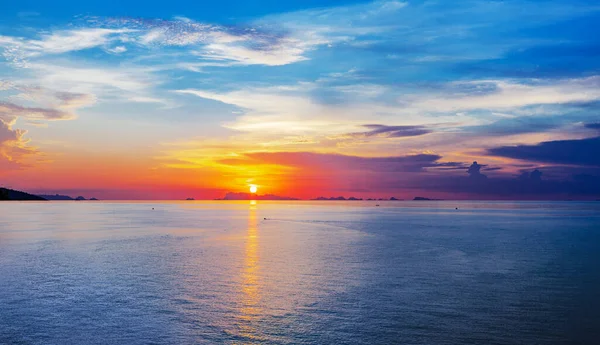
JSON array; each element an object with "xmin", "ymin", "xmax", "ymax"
[{"xmin": 2, "ymin": 139, "xmax": 532, "ymax": 200}]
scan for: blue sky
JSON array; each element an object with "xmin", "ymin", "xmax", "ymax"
[{"xmin": 1, "ymin": 0, "xmax": 599, "ymax": 199}]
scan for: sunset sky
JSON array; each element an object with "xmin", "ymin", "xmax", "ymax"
[{"xmin": 1, "ymin": 0, "xmax": 599, "ymax": 199}]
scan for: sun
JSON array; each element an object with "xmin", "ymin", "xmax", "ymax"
[{"xmin": 249, "ymin": 185, "xmax": 258, "ymax": 194}]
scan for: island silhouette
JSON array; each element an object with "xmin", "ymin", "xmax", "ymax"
[
  {"xmin": 1, "ymin": 188, "xmax": 46, "ymax": 201},
  {"xmin": 38, "ymin": 194, "xmax": 99, "ymax": 201}
]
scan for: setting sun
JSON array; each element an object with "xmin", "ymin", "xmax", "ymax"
[{"xmin": 249, "ymin": 185, "xmax": 258, "ymax": 194}]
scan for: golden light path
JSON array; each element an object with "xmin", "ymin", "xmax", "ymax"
[{"xmin": 237, "ymin": 201, "xmax": 262, "ymax": 342}]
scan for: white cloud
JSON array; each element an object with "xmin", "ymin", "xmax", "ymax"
[
  {"xmin": 110, "ymin": 17, "xmax": 315, "ymax": 66},
  {"xmin": 0, "ymin": 80, "xmax": 17, "ymax": 91},
  {"xmin": 107, "ymin": 45, "xmax": 127, "ymax": 54},
  {"xmin": 24, "ymin": 62, "xmax": 158, "ymax": 97},
  {"xmin": 408, "ymin": 77, "xmax": 600, "ymax": 112},
  {"xmin": 0, "ymin": 28, "xmax": 133, "ymax": 65},
  {"xmin": 198, "ymin": 39, "xmax": 309, "ymax": 66},
  {"xmin": 30, "ymin": 62, "xmax": 173, "ymax": 106},
  {"xmin": 33, "ymin": 28, "xmax": 132, "ymax": 54}
]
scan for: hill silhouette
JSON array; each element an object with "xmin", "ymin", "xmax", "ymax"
[
  {"xmin": 38, "ymin": 194, "xmax": 98, "ymax": 200},
  {"xmin": 1, "ymin": 188, "xmax": 46, "ymax": 201},
  {"xmin": 38, "ymin": 194, "xmax": 75, "ymax": 200}
]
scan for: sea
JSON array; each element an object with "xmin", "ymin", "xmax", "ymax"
[{"xmin": 1, "ymin": 201, "xmax": 599, "ymax": 344}]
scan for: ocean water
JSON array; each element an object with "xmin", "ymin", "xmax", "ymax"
[{"xmin": 1, "ymin": 201, "xmax": 599, "ymax": 345}]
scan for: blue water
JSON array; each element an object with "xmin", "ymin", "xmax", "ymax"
[{"xmin": 1, "ymin": 201, "xmax": 599, "ymax": 344}]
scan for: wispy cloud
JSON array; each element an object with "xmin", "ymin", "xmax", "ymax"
[
  {"xmin": 0, "ymin": 28, "xmax": 133, "ymax": 66},
  {"xmin": 17, "ymin": 62, "xmax": 170, "ymax": 106},
  {"xmin": 408, "ymin": 77, "xmax": 600, "ymax": 112},
  {"xmin": 0, "ymin": 102, "xmax": 73, "ymax": 121},
  {"xmin": 87, "ymin": 16, "xmax": 318, "ymax": 66},
  {"xmin": 331, "ymin": 124, "xmax": 432, "ymax": 140}
]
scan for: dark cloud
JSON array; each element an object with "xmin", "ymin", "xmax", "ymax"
[
  {"xmin": 488, "ymin": 136, "xmax": 600, "ymax": 166},
  {"xmin": 585, "ymin": 123, "xmax": 600, "ymax": 130},
  {"xmin": 518, "ymin": 169, "xmax": 542, "ymax": 182},
  {"xmin": 467, "ymin": 161, "xmax": 487, "ymax": 180},
  {"xmin": 415, "ymin": 164, "xmax": 600, "ymax": 198},
  {"xmin": 334, "ymin": 124, "xmax": 431, "ymax": 141},
  {"xmin": 362, "ymin": 124, "xmax": 431, "ymax": 137}
]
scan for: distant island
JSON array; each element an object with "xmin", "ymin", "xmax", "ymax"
[
  {"xmin": 413, "ymin": 197, "xmax": 442, "ymax": 201},
  {"xmin": 1, "ymin": 188, "xmax": 46, "ymax": 201},
  {"xmin": 38, "ymin": 194, "xmax": 98, "ymax": 201},
  {"xmin": 312, "ymin": 196, "xmax": 403, "ymax": 201},
  {"xmin": 38, "ymin": 194, "xmax": 74, "ymax": 200},
  {"xmin": 217, "ymin": 192, "xmax": 298, "ymax": 200}
]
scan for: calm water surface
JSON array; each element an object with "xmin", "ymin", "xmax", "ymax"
[{"xmin": 1, "ymin": 201, "xmax": 599, "ymax": 344}]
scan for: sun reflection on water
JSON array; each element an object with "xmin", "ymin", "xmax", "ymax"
[{"xmin": 236, "ymin": 201, "xmax": 262, "ymax": 341}]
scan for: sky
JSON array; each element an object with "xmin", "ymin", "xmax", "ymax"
[{"xmin": 1, "ymin": 0, "xmax": 599, "ymax": 200}]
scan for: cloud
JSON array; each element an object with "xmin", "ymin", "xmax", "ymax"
[
  {"xmin": 0, "ymin": 102, "xmax": 73, "ymax": 121},
  {"xmin": 73, "ymin": 1, "xmax": 419, "ymax": 68},
  {"xmin": 54, "ymin": 91, "xmax": 97, "ymax": 109},
  {"xmin": 466, "ymin": 161, "xmax": 488, "ymax": 181},
  {"xmin": 0, "ymin": 28, "xmax": 133, "ymax": 66},
  {"xmin": 0, "ymin": 85, "xmax": 95, "ymax": 170},
  {"xmin": 0, "ymin": 118, "xmax": 21, "ymax": 142},
  {"xmin": 89, "ymin": 16, "xmax": 319, "ymax": 66},
  {"xmin": 419, "ymin": 164, "xmax": 600, "ymax": 198},
  {"xmin": 175, "ymin": 88, "xmax": 343, "ymax": 132},
  {"xmin": 0, "ymin": 118, "xmax": 36, "ymax": 171},
  {"xmin": 585, "ymin": 123, "xmax": 600, "ymax": 130},
  {"xmin": 488, "ymin": 136, "xmax": 600, "ymax": 167},
  {"xmin": 408, "ymin": 77, "xmax": 600, "ymax": 112},
  {"xmin": 27, "ymin": 63, "xmax": 153, "ymax": 93},
  {"xmin": 197, "ymin": 39, "xmax": 309, "ymax": 66},
  {"xmin": 106, "ymin": 46, "xmax": 127, "ymax": 54},
  {"xmin": 1, "ymin": 82, "xmax": 96, "ymax": 118},
  {"xmin": 19, "ymin": 63, "xmax": 168, "ymax": 105},
  {"xmin": 336, "ymin": 124, "xmax": 432, "ymax": 139}
]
